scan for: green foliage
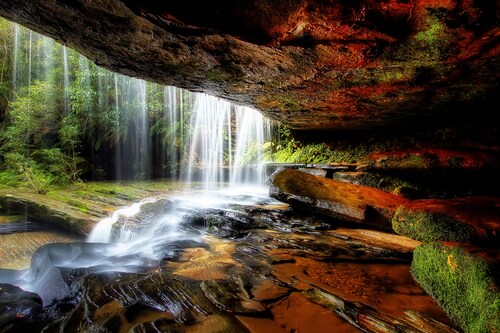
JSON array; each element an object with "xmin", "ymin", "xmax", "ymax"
[
  {"xmin": 412, "ymin": 243, "xmax": 500, "ymax": 333},
  {"xmin": 0, "ymin": 152, "xmax": 56, "ymax": 193},
  {"xmin": 0, "ymin": 20, "xmax": 13, "ymax": 102},
  {"xmin": 264, "ymin": 125, "xmax": 373, "ymax": 164},
  {"xmin": 0, "ymin": 75, "xmax": 81, "ymax": 191},
  {"xmin": 4, "ymin": 80, "xmax": 62, "ymax": 148}
]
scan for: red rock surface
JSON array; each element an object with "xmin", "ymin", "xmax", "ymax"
[
  {"xmin": 270, "ymin": 168, "xmax": 408, "ymax": 228},
  {"xmin": 0, "ymin": 0, "xmax": 497, "ymax": 130}
]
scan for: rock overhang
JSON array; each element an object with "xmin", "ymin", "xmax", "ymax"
[{"xmin": 0, "ymin": 0, "xmax": 498, "ymax": 131}]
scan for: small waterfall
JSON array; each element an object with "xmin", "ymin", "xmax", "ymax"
[
  {"xmin": 160, "ymin": 86, "xmax": 191, "ymax": 177},
  {"xmin": 182, "ymin": 94, "xmax": 271, "ymax": 190},
  {"xmin": 114, "ymin": 74, "xmax": 122, "ymax": 180},
  {"xmin": 88, "ymin": 197, "xmax": 157, "ymax": 243},
  {"xmin": 230, "ymin": 105, "xmax": 269, "ymax": 186},
  {"xmin": 62, "ymin": 46, "xmax": 70, "ymax": 114},
  {"xmin": 11, "ymin": 24, "xmax": 20, "ymax": 92},
  {"xmin": 136, "ymin": 80, "xmax": 150, "ymax": 179},
  {"xmin": 183, "ymin": 94, "xmax": 232, "ymax": 190}
]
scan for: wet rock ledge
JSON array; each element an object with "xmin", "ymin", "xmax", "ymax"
[{"xmin": 0, "ymin": 181, "xmax": 182, "ymax": 235}]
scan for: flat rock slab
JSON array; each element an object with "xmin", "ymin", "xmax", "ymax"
[
  {"xmin": 270, "ymin": 169, "xmax": 408, "ymax": 229},
  {"xmin": 392, "ymin": 197, "xmax": 500, "ymax": 245},
  {"xmin": 412, "ymin": 242, "xmax": 500, "ymax": 333},
  {"xmin": 0, "ymin": 231, "xmax": 80, "ymax": 270},
  {"xmin": 0, "ymin": 191, "xmax": 100, "ymax": 235},
  {"xmin": 329, "ymin": 228, "xmax": 422, "ymax": 256}
]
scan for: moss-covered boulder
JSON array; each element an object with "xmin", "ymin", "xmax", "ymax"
[
  {"xmin": 270, "ymin": 169, "xmax": 408, "ymax": 229},
  {"xmin": 411, "ymin": 242, "xmax": 500, "ymax": 333},
  {"xmin": 392, "ymin": 197, "xmax": 499, "ymax": 246}
]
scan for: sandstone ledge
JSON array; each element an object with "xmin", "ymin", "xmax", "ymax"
[{"xmin": 0, "ymin": 0, "xmax": 497, "ymax": 130}]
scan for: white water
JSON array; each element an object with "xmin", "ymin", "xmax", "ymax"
[
  {"xmin": 88, "ymin": 87, "xmax": 273, "ymax": 244},
  {"xmin": 62, "ymin": 46, "xmax": 70, "ymax": 114},
  {"xmin": 85, "ymin": 91, "xmax": 273, "ymax": 261},
  {"xmin": 3, "ymin": 21, "xmax": 277, "ymax": 303}
]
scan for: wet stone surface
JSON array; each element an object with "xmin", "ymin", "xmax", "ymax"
[{"xmin": 0, "ymin": 193, "xmax": 460, "ymax": 333}]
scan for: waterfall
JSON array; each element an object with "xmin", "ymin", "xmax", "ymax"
[
  {"xmin": 230, "ymin": 105, "xmax": 269, "ymax": 186},
  {"xmin": 2, "ymin": 18, "xmax": 275, "ymax": 244},
  {"xmin": 12, "ymin": 24, "xmax": 19, "ymax": 92},
  {"xmin": 1, "ymin": 20, "xmax": 280, "ymax": 304},
  {"xmin": 62, "ymin": 46, "xmax": 70, "ymax": 114},
  {"xmin": 182, "ymin": 94, "xmax": 271, "ymax": 190},
  {"xmin": 183, "ymin": 94, "xmax": 232, "ymax": 190},
  {"xmin": 113, "ymin": 76, "xmax": 152, "ymax": 180},
  {"xmin": 114, "ymin": 74, "xmax": 122, "ymax": 180}
]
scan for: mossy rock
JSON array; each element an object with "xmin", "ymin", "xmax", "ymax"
[
  {"xmin": 392, "ymin": 206, "xmax": 475, "ymax": 243},
  {"xmin": 392, "ymin": 198, "xmax": 499, "ymax": 245},
  {"xmin": 412, "ymin": 242, "xmax": 500, "ymax": 333}
]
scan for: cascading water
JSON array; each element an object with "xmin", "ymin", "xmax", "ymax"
[
  {"xmin": 2, "ymin": 20, "xmax": 277, "ymax": 306},
  {"xmin": 183, "ymin": 93, "xmax": 232, "ymax": 190},
  {"xmin": 62, "ymin": 45, "xmax": 70, "ymax": 114}
]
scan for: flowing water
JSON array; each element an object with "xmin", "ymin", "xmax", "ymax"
[{"xmin": 1, "ymin": 20, "xmax": 275, "ymax": 303}]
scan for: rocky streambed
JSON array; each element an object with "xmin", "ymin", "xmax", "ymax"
[{"xmin": 0, "ymin": 170, "xmax": 498, "ymax": 333}]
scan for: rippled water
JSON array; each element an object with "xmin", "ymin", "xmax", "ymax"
[{"xmin": 2, "ymin": 185, "xmax": 276, "ymax": 304}]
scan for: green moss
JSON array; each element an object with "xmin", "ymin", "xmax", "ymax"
[
  {"xmin": 392, "ymin": 207, "xmax": 474, "ymax": 243},
  {"xmin": 379, "ymin": 154, "xmax": 428, "ymax": 169},
  {"xmin": 386, "ymin": 16, "xmax": 452, "ymax": 62},
  {"xmin": 415, "ymin": 17, "xmax": 446, "ymax": 48},
  {"xmin": 281, "ymin": 96, "xmax": 303, "ymax": 112},
  {"xmin": 412, "ymin": 243, "xmax": 500, "ymax": 333},
  {"xmin": 448, "ymin": 156, "xmax": 464, "ymax": 168},
  {"xmin": 375, "ymin": 66, "xmax": 415, "ymax": 84},
  {"xmin": 206, "ymin": 70, "xmax": 229, "ymax": 82},
  {"xmin": 47, "ymin": 192, "xmax": 91, "ymax": 213}
]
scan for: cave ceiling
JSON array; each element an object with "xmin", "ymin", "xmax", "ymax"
[{"xmin": 0, "ymin": 0, "xmax": 498, "ymax": 130}]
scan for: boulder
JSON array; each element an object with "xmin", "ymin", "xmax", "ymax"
[
  {"xmin": 270, "ymin": 169, "xmax": 408, "ymax": 230},
  {"xmin": 0, "ymin": 283, "xmax": 42, "ymax": 327}
]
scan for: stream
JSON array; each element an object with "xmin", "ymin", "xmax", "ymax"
[{"xmin": 0, "ymin": 184, "xmax": 457, "ymax": 333}]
